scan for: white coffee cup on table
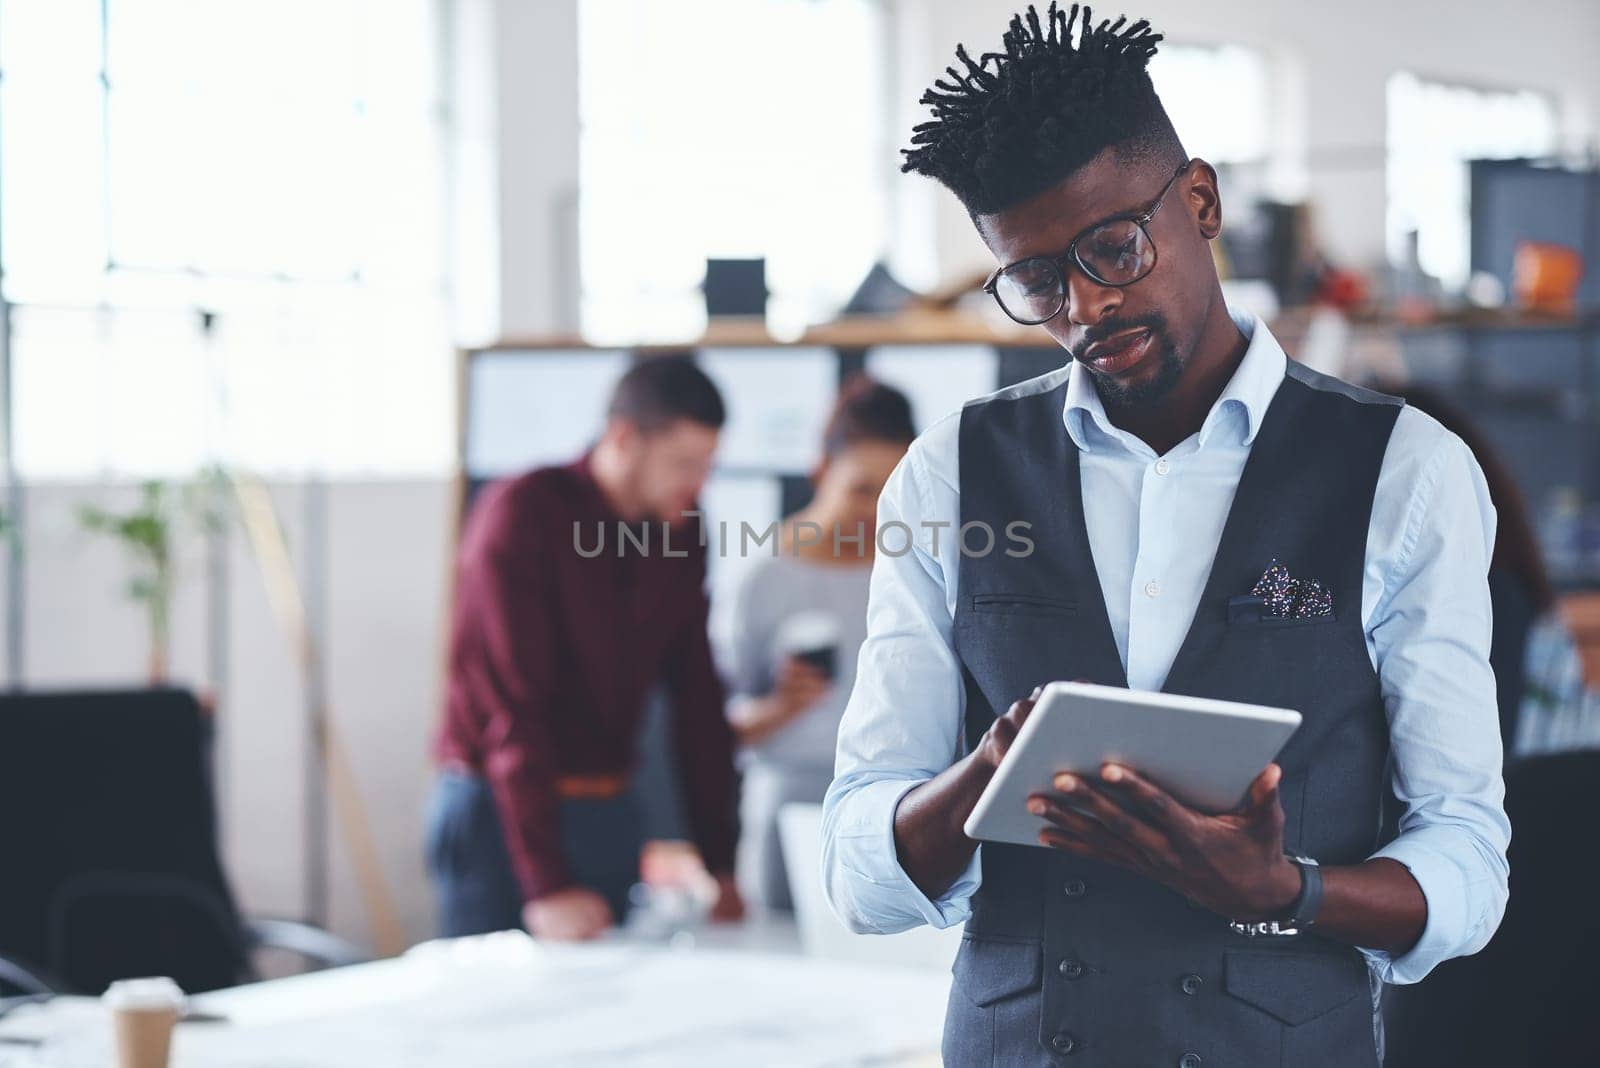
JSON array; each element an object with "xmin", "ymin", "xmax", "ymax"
[{"xmin": 102, "ymin": 977, "xmax": 185, "ymax": 1068}]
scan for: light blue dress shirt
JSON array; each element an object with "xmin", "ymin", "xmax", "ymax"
[{"xmin": 822, "ymin": 300, "xmax": 1511, "ymax": 986}]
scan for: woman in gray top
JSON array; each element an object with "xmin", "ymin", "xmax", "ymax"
[{"xmin": 724, "ymin": 377, "xmax": 915, "ymax": 910}]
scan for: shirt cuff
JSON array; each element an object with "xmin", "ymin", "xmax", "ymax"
[
  {"xmin": 843, "ymin": 777, "xmax": 980, "ymax": 931},
  {"xmin": 1364, "ymin": 836, "xmax": 1471, "ymax": 984}
]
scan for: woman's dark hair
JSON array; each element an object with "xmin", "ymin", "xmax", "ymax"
[
  {"xmin": 901, "ymin": 3, "xmax": 1186, "ymax": 216},
  {"xmin": 608, "ymin": 354, "xmax": 726, "ymax": 433},
  {"xmin": 1390, "ymin": 384, "xmax": 1555, "ymax": 612},
  {"xmin": 822, "ymin": 375, "xmax": 916, "ymax": 458}
]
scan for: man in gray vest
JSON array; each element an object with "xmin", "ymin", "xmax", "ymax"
[{"xmin": 821, "ymin": 5, "xmax": 1510, "ymax": 1065}]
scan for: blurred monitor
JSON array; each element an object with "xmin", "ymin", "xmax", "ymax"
[
  {"xmin": 704, "ymin": 259, "xmax": 768, "ymax": 318},
  {"xmin": 696, "ymin": 346, "xmax": 836, "ymax": 472},
  {"xmin": 864, "ymin": 344, "xmax": 999, "ymax": 432},
  {"xmin": 464, "ymin": 348, "xmax": 631, "ymax": 481}
]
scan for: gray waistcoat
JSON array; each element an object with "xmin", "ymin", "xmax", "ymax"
[{"xmin": 942, "ymin": 361, "xmax": 1402, "ymax": 1067}]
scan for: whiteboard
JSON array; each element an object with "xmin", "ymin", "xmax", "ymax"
[
  {"xmin": 696, "ymin": 347, "xmax": 836, "ymax": 472},
  {"xmin": 464, "ymin": 348, "xmax": 630, "ymax": 476},
  {"xmin": 864, "ymin": 344, "xmax": 1000, "ymax": 432}
]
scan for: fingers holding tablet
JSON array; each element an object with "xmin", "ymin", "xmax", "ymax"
[
  {"xmin": 963, "ymin": 682, "xmax": 1300, "ymax": 849},
  {"xmin": 1245, "ymin": 762, "xmax": 1284, "ymax": 809},
  {"xmin": 1238, "ymin": 762, "xmax": 1288, "ymax": 848},
  {"xmin": 1090, "ymin": 762, "xmax": 1192, "ymax": 833},
  {"xmin": 1022, "ymin": 757, "xmax": 1298, "ymax": 918},
  {"xmin": 976, "ymin": 682, "xmax": 1048, "ymax": 771},
  {"xmin": 963, "ymin": 682, "xmax": 1303, "ymax": 915},
  {"xmin": 1026, "ymin": 778, "xmax": 1168, "ymax": 869}
]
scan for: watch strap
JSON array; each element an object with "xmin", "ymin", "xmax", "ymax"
[{"xmin": 1285, "ymin": 855, "xmax": 1323, "ymax": 928}]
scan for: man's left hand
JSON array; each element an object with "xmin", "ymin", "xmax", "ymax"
[{"xmin": 1027, "ymin": 762, "xmax": 1301, "ymax": 922}]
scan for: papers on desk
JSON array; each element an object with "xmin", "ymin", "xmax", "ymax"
[{"xmin": 7, "ymin": 932, "xmax": 947, "ymax": 1067}]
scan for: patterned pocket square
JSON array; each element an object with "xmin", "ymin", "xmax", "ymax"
[{"xmin": 1246, "ymin": 559, "xmax": 1333, "ymax": 619}]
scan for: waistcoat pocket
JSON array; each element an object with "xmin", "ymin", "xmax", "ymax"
[
  {"xmin": 1226, "ymin": 612, "xmax": 1340, "ymax": 629},
  {"xmin": 951, "ymin": 935, "xmax": 1043, "ymax": 1006},
  {"xmin": 1222, "ymin": 947, "xmax": 1366, "ymax": 1025},
  {"xmin": 970, "ymin": 593, "xmax": 1077, "ymax": 616}
]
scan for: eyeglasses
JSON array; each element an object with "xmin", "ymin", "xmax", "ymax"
[{"xmin": 982, "ymin": 159, "xmax": 1192, "ymax": 326}]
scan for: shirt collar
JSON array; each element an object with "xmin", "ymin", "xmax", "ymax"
[
  {"xmin": 1062, "ymin": 297, "xmax": 1287, "ymax": 453},
  {"xmin": 569, "ymin": 445, "xmax": 627, "ymax": 522}
]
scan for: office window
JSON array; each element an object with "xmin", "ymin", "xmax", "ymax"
[
  {"xmin": 0, "ymin": 0, "xmax": 450, "ymax": 478},
  {"xmin": 578, "ymin": 0, "xmax": 889, "ymax": 344},
  {"xmin": 1149, "ymin": 44, "xmax": 1272, "ymax": 168},
  {"xmin": 1387, "ymin": 72, "xmax": 1559, "ymax": 289}
]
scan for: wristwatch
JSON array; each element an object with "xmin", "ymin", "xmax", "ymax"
[
  {"xmin": 1283, "ymin": 854, "xmax": 1323, "ymax": 929},
  {"xmin": 1227, "ymin": 855, "xmax": 1321, "ymax": 937}
]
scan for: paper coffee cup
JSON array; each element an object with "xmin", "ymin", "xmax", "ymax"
[
  {"xmin": 103, "ymin": 977, "xmax": 185, "ymax": 1068},
  {"xmin": 776, "ymin": 612, "xmax": 842, "ymax": 680}
]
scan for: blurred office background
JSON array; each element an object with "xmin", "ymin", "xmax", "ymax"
[{"xmin": 2, "ymin": 0, "xmax": 1600, "ymax": 987}]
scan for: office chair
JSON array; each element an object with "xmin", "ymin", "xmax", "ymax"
[
  {"xmin": 0, "ymin": 688, "xmax": 367, "ymax": 995},
  {"xmin": 1382, "ymin": 748, "xmax": 1600, "ymax": 1067},
  {"xmin": 0, "ymin": 954, "xmax": 57, "ymax": 1025}
]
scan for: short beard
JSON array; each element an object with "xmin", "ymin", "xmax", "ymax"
[{"xmin": 1088, "ymin": 329, "xmax": 1183, "ymax": 408}]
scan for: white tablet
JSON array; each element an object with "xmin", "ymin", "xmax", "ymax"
[{"xmin": 963, "ymin": 681, "xmax": 1302, "ymax": 848}]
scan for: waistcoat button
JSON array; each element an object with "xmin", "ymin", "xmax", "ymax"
[
  {"xmin": 1057, "ymin": 959, "xmax": 1084, "ymax": 979},
  {"xmin": 1179, "ymin": 973, "xmax": 1203, "ymax": 995},
  {"xmin": 1063, "ymin": 879, "xmax": 1087, "ymax": 898},
  {"xmin": 1178, "ymin": 1055, "xmax": 1203, "ymax": 1068},
  {"xmin": 1050, "ymin": 1032, "xmax": 1077, "ymax": 1054}
]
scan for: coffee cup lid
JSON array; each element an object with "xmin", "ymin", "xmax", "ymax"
[
  {"xmin": 103, "ymin": 977, "xmax": 185, "ymax": 1011},
  {"xmin": 776, "ymin": 611, "xmax": 840, "ymax": 653}
]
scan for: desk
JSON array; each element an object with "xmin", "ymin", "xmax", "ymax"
[{"xmin": 0, "ymin": 931, "xmax": 949, "ymax": 1067}]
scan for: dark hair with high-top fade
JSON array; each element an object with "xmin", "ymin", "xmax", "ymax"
[{"xmin": 901, "ymin": 3, "xmax": 1186, "ymax": 216}]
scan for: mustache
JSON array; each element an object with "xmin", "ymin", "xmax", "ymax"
[{"xmin": 1069, "ymin": 313, "xmax": 1169, "ymax": 362}]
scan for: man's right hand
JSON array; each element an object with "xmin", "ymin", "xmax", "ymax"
[
  {"xmin": 975, "ymin": 685, "xmax": 1046, "ymax": 772},
  {"xmin": 523, "ymin": 887, "xmax": 614, "ymax": 941},
  {"xmin": 891, "ymin": 684, "xmax": 1050, "ymax": 901}
]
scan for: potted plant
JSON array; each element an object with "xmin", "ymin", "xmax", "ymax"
[{"xmin": 78, "ymin": 468, "xmax": 228, "ymax": 686}]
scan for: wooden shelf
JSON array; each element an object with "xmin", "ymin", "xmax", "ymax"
[
  {"xmin": 474, "ymin": 305, "xmax": 1600, "ymax": 356},
  {"xmin": 476, "ymin": 310, "xmax": 1056, "ymax": 354},
  {"xmin": 1351, "ymin": 307, "xmax": 1600, "ymax": 331}
]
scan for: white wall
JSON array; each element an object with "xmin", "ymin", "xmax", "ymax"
[
  {"xmin": 492, "ymin": 0, "xmax": 581, "ymax": 339},
  {"xmin": 442, "ymin": 0, "xmax": 581, "ymax": 345}
]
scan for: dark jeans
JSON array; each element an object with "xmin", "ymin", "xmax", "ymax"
[{"xmin": 424, "ymin": 768, "xmax": 643, "ymax": 938}]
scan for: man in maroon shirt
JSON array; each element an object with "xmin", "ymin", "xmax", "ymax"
[{"xmin": 428, "ymin": 355, "xmax": 744, "ymax": 941}]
